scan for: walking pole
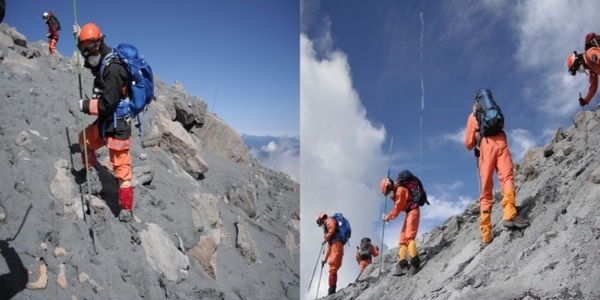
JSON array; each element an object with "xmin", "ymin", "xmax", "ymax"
[
  {"xmin": 579, "ymin": 93, "xmax": 588, "ymax": 156},
  {"xmin": 315, "ymin": 261, "xmax": 324, "ymax": 300},
  {"xmin": 307, "ymin": 242, "xmax": 325, "ymax": 292},
  {"xmin": 379, "ymin": 136, "xmax": 393, "ymax": 276},
  {"xmin": 72, "ymin": 0, "xmax": 97, "ymax": 254}
]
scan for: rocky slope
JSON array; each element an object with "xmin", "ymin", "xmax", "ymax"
[
  {"xmin": 329, "ymin": 107, "xmax": 600, "ymax": 299},
  {"xmin": 0, "ymin": 24, "xmax": 299, "ymax": 300},
  {"xmin": 327, "ymin": 108, "xmax": 600, "ymax": 300}
]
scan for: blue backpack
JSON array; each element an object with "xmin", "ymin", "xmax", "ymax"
[
  {"xmin": 474, "ymin": 88, "xmax": 504, "ymax": 138},
  {"xmin": 332, "ymin": 213, "xmax": 351, "ymax": 246},
  {"xmin": 100, "ymin": 43, "xmax": 154, "ymax": 133}
]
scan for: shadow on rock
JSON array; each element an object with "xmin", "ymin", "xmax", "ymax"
[{"xmin": 0, "ymin": 239, "xmax": 27, "ymax": 300}]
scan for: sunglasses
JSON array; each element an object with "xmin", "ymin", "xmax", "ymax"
[{"xmin": 78, "ymin": 39, "xmax": 101, "ymax": 57}]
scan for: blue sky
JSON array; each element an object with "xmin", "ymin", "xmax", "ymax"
[
  {"xmin": 300, "ymin": 0, "xmax": 599, "ymax": 298},
  {"xmin": 3, "ymin": 0, "xmax": 299, "ymax": 137}
]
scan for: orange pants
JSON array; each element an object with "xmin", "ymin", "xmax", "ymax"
[
  {"xmin": 358, "ymin": 259, "xmax": 371, "ymax": 272},
  {"xmin": 79, "ymin": 123, "xmax": 132, "ymax": 185},
  {"xmin": 326, "ymin": 240, "xmax": 344, "ymax": 275},
  {"xmin": 49, "ymin": 37, "xmax": 58, "ymax": 54},
  {"xmin": 399, "ymin": 208, "xmax": 420, "ymax": 246},
  {"xmin": 478, "ymin": 134, "xmax": 517, "ymax": 218}
]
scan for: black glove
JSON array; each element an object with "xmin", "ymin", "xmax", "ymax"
[
  {"xmin": 322, "ymin": 240, "xmax": 327, "ymax": 246},
  {"xmin": 321, "ymin": 260, "xmax": 326, "ymax": 267},
  {"xmin": 375, "ymin": 246, "xmax": 379, "ymax": 251},
  {"xmin": 474, "ymin": 148, "xmax": 480, "ymax": 158},
  {"xmin": 579, "ymin": 96, "xmax": 586, "ymax": 107}
]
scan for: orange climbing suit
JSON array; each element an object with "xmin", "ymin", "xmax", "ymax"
[
  {"xmin": 355, "ymin": 244, "xmax": 379, "ymax": 272},
  {"xmin": 78, "ymin": 113, "xmax": 132, "ymax": 186},
  {"xmin": 322, "ymin": 216, "xmax": 343, "ymax": 289},
  {"xmin": 465, "ymin": 113, "xmax": 518, "ymax": 243},
  {"xmin": 582, "ymin": 47, "xmax": 600, "ymax": 105},
  {"xmin": 384, "ymin": 186, "xmax": 420, "ymax": 259}
]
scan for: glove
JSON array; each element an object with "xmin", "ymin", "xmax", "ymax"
[
  {"xmin": 46, "ymin": 33, "xmax": 50, "ymax": 38},
  {"xmin": 382, "ymin": 213, "xmax": 388, "ymax": 222},
  {"xmin": 322, "ymin": 240, "xmax": 327, "ymax": 246},
  {"xmin": 73, "ymin": 24, "xmax": 81, "ymax": 36},
  {"xmin": 375, "ymin": 246, "xmax": 379, "ymax": 251},
  {"xmin": 579, "ymin": 96, "xmax": 586, "ymax": 107},
  {"xmin": 321, "ymin": 260, "xmax": 326, "ymax": 267},
  {"xmin": 78, "ymin": 100, "xmax": 83, "ymax": 112},
  {"xmin": 474, "ymin": 147, "xmax": 480, "ymax": 158}
]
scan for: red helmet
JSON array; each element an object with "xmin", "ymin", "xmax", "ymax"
[
  {"xmin": 316, "ymin": 212, "xmax": 327, "ymax": 226},
  {"xmin": 380, "ymin": 177, "xmax": 394, "ymax": 195},
  {"xmin": 78, "ymin": 23, "xmax": 103, "ymax": 56},
  {"xmin": 566, "ymin": 52, "xmax": 585, "ymax": 76}
]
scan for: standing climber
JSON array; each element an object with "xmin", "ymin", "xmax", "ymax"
[
  {"xmin": 464, "ymin": 88, "xmax": 530, "ymax": 245},
  {"xmin": 75, "ymin": 23, "xmax": 135, "ymax": 222},
  {"xmin": 566, "ymin": 33, "xmax": 600, "ymax": 106},
  {"xmin": 42, "ymin": 11, "xmax": 60, "ymax": 55},
  {"xmin": 316, "ymin": 212, "xmax": 344, "ymax": 295},
  {"xmin": 355, "ymin": 237, "xmax": 379, "ymax": 272},
  {"xmin": 381, "ymin": 171, "xmax": 423, "ymax": 276}
]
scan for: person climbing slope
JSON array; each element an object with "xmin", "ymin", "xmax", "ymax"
[
  {"xmin": 42, "ymin": 11, "xmax": 60, "ymax": 55},
  {"xmin": 355, "ymin": 237, "xmax": 379, "ymax": 272},
  {"xmin": 566, "ymin": 32, "xmax": 600, "ymax": 106},
  {"xmin": 464, "ymin": 88, "xmax": 530, "ymax": 246},
  {"xmin": 316, "ymin": 212, "xmax": 346, "ymax": 296},
  {"xmin": 381, "ymin": 170, "xmax": 424, "ymax": 276},
  {"xmin": 75, "ymin": 23, "xmax": 135, "ymax": 222}
]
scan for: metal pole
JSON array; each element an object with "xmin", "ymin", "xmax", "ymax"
[
  {"xmin": 307, "ymin": 243, "xmax": 325, "ymax": 292},
  {"xmin": 379, "ymin": 136, "xmax": 393, "ymax": 276}
]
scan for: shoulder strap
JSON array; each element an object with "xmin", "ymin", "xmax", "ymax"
[{"xmin": 98, "ymin": 51, "xmax": 121, "ymax": 78}]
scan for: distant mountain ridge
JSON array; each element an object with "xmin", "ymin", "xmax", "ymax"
[{"xmin": 243, "ymin": 134, "xmax": 299, "ymax": 182}]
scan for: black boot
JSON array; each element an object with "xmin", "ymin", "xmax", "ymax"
[
  {"xmin": 408, "ymin": 256, "xmax": 421, "ymax": 275},
  {"xmin": 327, "ymin": 286, "xmax": 336, "ymax": 295},
  {"xmin": 392, "ymin": 259, "xmax": 408, "ymax": 276}
]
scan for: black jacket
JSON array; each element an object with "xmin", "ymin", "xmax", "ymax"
[{"xmin": 82, "ymin": 43, "xmax": 131, "ymax": 140}]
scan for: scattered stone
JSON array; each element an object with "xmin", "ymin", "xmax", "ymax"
[
  {"xmin": 26, "ymin": 263, "xmax": 48, "ymax": 290},
  {"xmin": 54, "ymin": 247, "xmax": 67, "ymax": 257},
  {"xmin": 57, "ymin": 263, "xmax": 67, "ymax": 290},
  {"xmin": 0, "ymin": 205, "xmax": 6, "ymax": 222},
  {"xmin": 40, "ymin": 242, "xmax": 47, "ymax": 250}
]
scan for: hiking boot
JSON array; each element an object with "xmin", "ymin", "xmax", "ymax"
[
  {"xmin": 119, "ymin": 210, "xmax": 133, "ymax": 223},
  {"xmin": 408, "ymin": 256, "xmax": 421, "ymax": 276},
  {"xmin": 81, "ymin": 168, "xmax": 102, "ymax": 195},
  {"xmin": 327, "ymin": 286, "xmax": 336, "ymax": 295},
  {"xmin": 502, "ymin": 215, "xmax": 530, "ymax": 229},
  {"xmin": 392, "ymin": 259, "xmax": 409, "ymax": 276}
]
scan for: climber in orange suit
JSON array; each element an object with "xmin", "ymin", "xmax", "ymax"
[
  {"xmin": 316, "ymin": 212, "xmax": 343, "ymax": 296},
  {"xmin": 567, "ymin": 46, "xmax": 600, "ymax": 106},
  {"xmin": 381, "ymin": 176, "xmax": 421, "ymax": 276},
  {"xmin": 464, "ymin": 91, "xmax": 530, "ymax": 245}
]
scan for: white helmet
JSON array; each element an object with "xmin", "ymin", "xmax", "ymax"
[{"xmin": 42, "ymin": 12, "xmax": 49, "ymax": 19}]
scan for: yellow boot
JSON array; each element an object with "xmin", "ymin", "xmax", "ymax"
[
  {"xmin": 501, "ymin": 190, "xmax": 530, "ymax": 229},
  {"xmin": 480, "ymin": 211, "xmax": 493, "ymax": 244}
]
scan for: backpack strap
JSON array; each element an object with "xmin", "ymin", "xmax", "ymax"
[{"xmin": 97, "ymin": 51, "xmax": 131, "ymax": 139}]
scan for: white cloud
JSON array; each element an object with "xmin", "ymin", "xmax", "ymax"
[
  {"xmin": 300, "ymin": 33, "xmax": 387, "ymax": 299},
  {"xmin": 253, "ymin": 138, "xmax": 299, "ymax": 182},
  {"xmin": 430, "ymin": 127, "xmax": 466, "ymax": 147},
  {"xmin": 262, "ymin": 141, "xmax": 278, "ymax": 152},
  {"xmin": 508, "ymin": 128, "xmax": 538, "ymax": 162}
]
